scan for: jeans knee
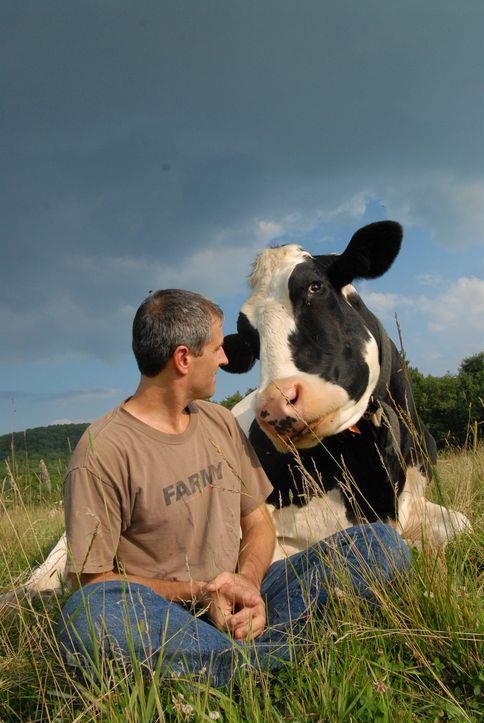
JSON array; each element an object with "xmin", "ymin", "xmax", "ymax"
[
  {"xmin": 57, "ymin": 582, "xmax": 159, "ymax": 674},
  {"xmin": 365, "ymin": 522, "xmax": 413, "ymax": 576}
]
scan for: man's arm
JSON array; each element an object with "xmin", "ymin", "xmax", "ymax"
[
  {"xmin": 70, "ymin": 501, "xmax": 275, "ymax": 600},
  {"xmin": 71, "ymin": 570, "xmax": 247, "ymax": 638},
  {"xmin": 238, "ymin": 502, "xmax": 276, "ymax": 586},
  {"xmin": 205, "ymin": 503, "xmax": 276, "ymax": 639},
  {"xmin": 71, "ymin": 504, "xmax": 275, "ymax": 639},
  {"xmin": 69, "ymin": 571, "xmax": 208, "ymax": 604}
]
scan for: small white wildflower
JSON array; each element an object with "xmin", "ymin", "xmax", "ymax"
[
  {"xmin": 423, "ymin": 591, "xmax": 435, "ymax": 599},
  {"xmin": 333, "ymin": 586, "xmax": 346, "ymax": 599},
  {"xmin": 181, "ymin": 703, "xmax": 194, "ymax": 718},
  {"xmin": 209, "ymin": 712, "xmax": 220, "ymax": 720},
  {"xmin": 199, "ymin": 666, "xmax": 207, "ymax": 675},
  {"xmin": 373, "ymin": 680, "xmax": 389, "ymax": 693},
  {"xmin": 66, "ymin": 651, "xmax": 79, "ymax": 667}
]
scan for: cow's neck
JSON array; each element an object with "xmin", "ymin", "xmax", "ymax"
[
  {"xmin": 361, "ymin": 316, "xmax": 402, "ymax": 455},
  {"xmin": 368, "ymin": 316, "xmax": 393, "ymax": 410}
]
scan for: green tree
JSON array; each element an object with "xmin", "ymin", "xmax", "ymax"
[
  {"xmin": 218, "ymin": 388, "xmax": 256, "ymax": 410},
  {"xmin": 457, "ymin": 352, "xmax": 484, "ymax": 445},
  {"xmin": 459, "ymin": 351, "xmax": 484, "ymax": 377},
  {"xmin": 409, "ymin": 352, "xmax": 483, "ymax": 448}
]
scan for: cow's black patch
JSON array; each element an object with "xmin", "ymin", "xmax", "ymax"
[
  {"xmin": 287, "ymin": 257, "xmax": 371, "ymax": 400},
  {"xmin": 222, "ymin": 313, "xmax": 260, "ymax": 373},
  {"xmin": 249, "ymin": 416, "xmax": 404, "ymax": 523},
  {"xmin": 328, "ymin": 220, "xmax": 403, "ymax": 289},
  {"xmin": 237, "ymin": 311, "xmax": 260, "ymax": 356}
]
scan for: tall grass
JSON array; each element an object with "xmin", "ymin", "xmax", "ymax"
[{"xmin": 0, "ymin": 446, "xmax": 482, "ymax": 722}]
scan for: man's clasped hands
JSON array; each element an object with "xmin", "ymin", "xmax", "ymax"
[{"xmin": 199, "ymin": 572, "xmax": 266, "ymax": 641}]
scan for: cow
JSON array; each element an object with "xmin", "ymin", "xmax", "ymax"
[
  {"xmin": 221, "ymin": 220, "xmax": 470, "ymax": 559},
  {"xmin": 0, "ymin": 221, "xmax": 470, "ymax": 607}
]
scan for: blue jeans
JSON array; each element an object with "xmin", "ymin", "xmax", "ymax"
[{"xmin": 57, "ymin": 523, "xmax": 411, "ymax": 687}]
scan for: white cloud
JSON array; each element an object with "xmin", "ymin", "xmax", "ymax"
[
  {"xmin": 48, "ymin": 417, "xmax": 91, "ymax": 426},
  {"xmin": 256, "ymin": 220, "xmax": 284, "ymax": 243},
  {"xmin": 268, "ymin": 192, "xmax": 373, "ymax": 244},
  {"xmin": 359, "ymin": 291, "xmax": 398, "ymax": 319},
  {"xmin": 415, "ymin": 273, "xmax": 444, "ymax": 289},
  {"xmin": 150, "ymin": 239, "xmax": 264, "ymax": 298},
  {"xmin": 359, "ymin": 288, "xmax": 414, "ymax": 321},
  {"xmin": 57, "ymin": 389, "xmax": 120, "ymax": 403},
  {"xmin": 316, "ymin": 192, "xmax": 370, "ymax": 224},
  {"xmin": 382, "ymin": 174, "xmax": 484, "ymax": 248},
  {"xmin": 359, "ymin": 278, "xmax": 483, "ymax": 374},
  {"xmin": 422, "ymin": 277, "xmax": 484, "ymax": 335}
]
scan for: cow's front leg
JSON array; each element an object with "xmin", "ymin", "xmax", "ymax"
[{"xmin": 398, "ymin": 468, "xmax": 471, "ymax": 548}]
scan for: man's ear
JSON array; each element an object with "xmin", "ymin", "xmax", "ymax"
[
  {"xmin": 222, "ymin": 334, "xmax": 258, "ymax": 373},
  {"xmin": 326, "ymin": 220, "xmax": 403, "ymax": 289},
  {"xmin": 172, "ymin": 345, "xmax": 191, "ymax": 375}
]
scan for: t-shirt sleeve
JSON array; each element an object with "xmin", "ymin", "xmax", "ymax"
[
  {"xmin": 64, "ymin": 466, "xmax": 122, "ymax": 574},
  {"xmin": 233, "ymin": 422, "xmax": 273, "ymax": 517}
]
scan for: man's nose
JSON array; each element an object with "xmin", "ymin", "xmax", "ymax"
[{"xmin": 219, "ymin": 348, "xmax": 229, "ymax": 366}]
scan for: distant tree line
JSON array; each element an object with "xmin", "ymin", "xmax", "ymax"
[
  {"xmin": 408, "ymin": 352, "xmax": 483, "ymax": 449},
  {"xmin": 0, "ymin": 354, "xmax": 481, "ymax": 465},
  {"xmin": 218, "ymin": 356, "xmax": 483, "ymax": 449}
]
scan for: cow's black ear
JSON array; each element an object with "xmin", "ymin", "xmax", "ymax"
[
  {"xmin": 327, "ymin": 221, "xmax": 403, "ymax": 289},
  {"xmin": 222, "ymin": 334, "xmax": 258, "ymax": 374}
]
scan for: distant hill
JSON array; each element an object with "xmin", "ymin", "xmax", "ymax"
[
  {"xmin": 0, "ymin": 423, "xmax": 89, "ymax": 462},
  {"xmin": 0, "ymin": 388, "xmax": 256, "ymax": 464}
]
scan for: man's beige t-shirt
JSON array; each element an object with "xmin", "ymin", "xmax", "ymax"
[{"xmin": 64, "ymin": 400, "xmax": 273, "ymax": 582}]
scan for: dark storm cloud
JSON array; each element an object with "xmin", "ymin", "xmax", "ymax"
[{"xmin": 1, "ymin": 0, "xmax": 483, "ymax": 362}]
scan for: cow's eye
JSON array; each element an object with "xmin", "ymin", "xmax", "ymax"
[{"xmin": 308, "ymin": 281, "xmax": 322, "ymax": 294}]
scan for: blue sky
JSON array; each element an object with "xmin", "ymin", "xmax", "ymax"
[{"xmin": 1, "ymin": 0, "xmax": 483, "ymax": 435}]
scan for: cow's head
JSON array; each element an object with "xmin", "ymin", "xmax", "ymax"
[{"xmin": 223, "ymin": 221, "xmax": 403, "ymax": 452}]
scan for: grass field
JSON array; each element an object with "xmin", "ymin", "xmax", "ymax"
[{"xmin": 0, "ymin": 446, "xmax": 482, "ymax": 722}]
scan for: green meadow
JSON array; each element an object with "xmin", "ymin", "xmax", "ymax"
[{"xmin": 0, "ymin": 433, "xmax": 482, "ymax": 722}]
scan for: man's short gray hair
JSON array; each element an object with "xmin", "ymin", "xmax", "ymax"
[{"xmin": 132, "ymin": 289, "xmax": 224, "ymax": 377}]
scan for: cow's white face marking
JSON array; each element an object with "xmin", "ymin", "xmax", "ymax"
[
  {"xmin": 248, "ymin": 244, "xmax": 311, "ymax": 295},
  {"xmin": 240, "ymin": 245, "xmax": 381, "ymax": 449},
  {"xmin": 341, "ymin": 283, "xmax": 357, "ymax": 300},
  {"xmin": 243, "ymin": 245, "xmax": 311, "ymax": 389}
]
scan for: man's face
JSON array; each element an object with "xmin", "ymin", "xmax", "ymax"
[{"xmin": 188, "ymin": 317, "xmax": 228, "ymax": 399}]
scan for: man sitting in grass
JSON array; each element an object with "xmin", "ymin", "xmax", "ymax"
[{"xmin": 58, "ymin": 289, "xmax": 411, "ymax": 687}]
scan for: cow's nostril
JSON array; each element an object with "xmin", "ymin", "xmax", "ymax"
[{"xmin": 282, "ymin": 384, "xmax": 300, "ymax": 408}]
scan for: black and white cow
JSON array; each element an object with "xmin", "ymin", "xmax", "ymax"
[
  {"xmin": 0, "ymin": 222, "xmax": 469, "ymax": 605},
  {"xmin": 222, "ymin": 220, "xmax": 469, "ymax": 558}
]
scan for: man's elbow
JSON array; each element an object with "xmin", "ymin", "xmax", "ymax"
[
  {"xmin": 260, "ymin": 504, "xmax": 276, "ymax": 537},
  {"xmin": 67, "ymin": 572, "xmax": 80, "ymax": 590},
  {"xmin": 67, "ymin": 570, "xmax": 115, "ymax": 590}
]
